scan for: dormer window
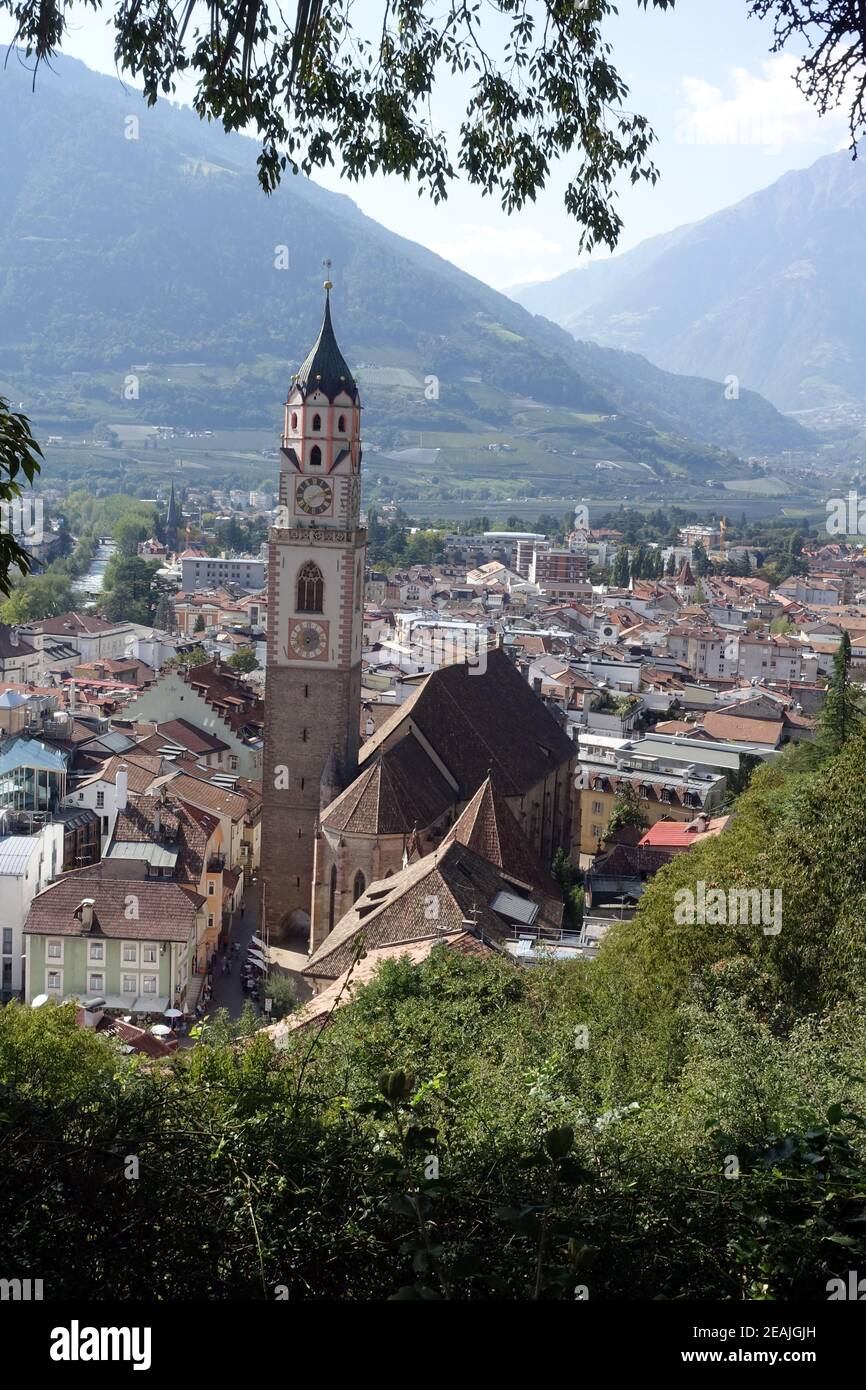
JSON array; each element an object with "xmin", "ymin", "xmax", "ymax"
[{"xmin": 312, "ymin": 413, "xmax": 322, "ymax": 431}]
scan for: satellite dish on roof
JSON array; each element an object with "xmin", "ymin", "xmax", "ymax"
[{"xmin": 31, "ymin": 993, "xmax": 49, "ymax": 1009}]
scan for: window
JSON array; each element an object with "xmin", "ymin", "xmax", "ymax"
[
  {"xmin": 142, "ymin": 947, "xmax": 157, "ymax": 964},
  {"xmin": 297, "ymin": 561, "xmax": 324, "ymax": 613},
  {"xmin": 47, "ymin": 940, "xmax": 62, "ymax": 960},
  {"xmin": 208, "ymin": 882, "xmax": 215, "ymax": 896},
  {"xmin": 96, "ymin": 790, "xmax": 105, "ymax": 808},
  {"xmin": 591, "ymin": 800, "xmax": 604, "ymax": 815},
  {"xmin": 208, "ymin": 915, "xmax": 214, "ymax": 929},
  {"xmin": 229, "ymin": 756, "xmax": 238, "ymax": 771},
  {"xmin": 312, "ymin": 413, "xmax": 322, "ymax": 431},
  {"xmin": 591, "ymin": 825, "xmax": 602, "ymax": 840},
  {"xmin": 2, "ymin": 928, "xmax": 12, "ymax": 955},
  {"xmin": 123, "ymin": 945, "xmax": 137, "ymax": 963},
  {"xmin": 88, "ymin": 943, "xmax": 104, "ymax": 962},
  {"xmin": 142, "ymin": 976, "xmax": 157, "ymax": 994},
  {"xmin": 47, "ymin": 971, "xmax": 61, "ymax": 991},
  {"xmin": 309, "ymin": 444, "xmax": 322, "ymax": 467},
  {"xmin": 338, "ymin": 415, "xmax": 346, "ymax": 433},
  {"xmin": 291, "ymin": 411, "xmax": 298, "ymax": 430},
  {"xmin": 122, "ymin": 975, "xmax": 136, "ymax": 994},
  {"xmin": 353, "ymin": 871, "xmax": 366, "ymax": 903},
  {"xmin": 88, "ymin": 973, "xmax": 104, "ymax": 994},
  {"xmin": 329, "ymin": 864, "xmax": 337, "ymax": 934}
]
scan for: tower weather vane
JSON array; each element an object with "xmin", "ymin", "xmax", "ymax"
[{"xmin": 322, "ymin": 256, "xmax": 333, "ymax": 288}]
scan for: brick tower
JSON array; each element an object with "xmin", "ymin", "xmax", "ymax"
[{"xmin": 260, "ymin": 282, "xmax": 365, "ymax": 941}]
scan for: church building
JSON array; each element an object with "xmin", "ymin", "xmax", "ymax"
[{"xmin": 261, "ymin": 285, "xmax": 578, "ymax": 952}]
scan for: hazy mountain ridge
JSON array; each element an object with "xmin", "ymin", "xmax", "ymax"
[{"xmin": 511, "ymin": 152, "xmax": 866, "ymax": 414}]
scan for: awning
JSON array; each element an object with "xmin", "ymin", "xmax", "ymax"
[{"xmin": 131, "ymin": 994, "xmax": 171, "ymax": 1013}]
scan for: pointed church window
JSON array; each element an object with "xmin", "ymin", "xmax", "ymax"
[
  {"xmin": 310, "ymin": 445, "xmax": 322, "ymax": 467},
  {"xmin": 312, "ymin": 413, "xmax": 322, "ymax": 431},
  {"xmin": 297, "ymin": 561, "xmax": 324, "ymax": 613},
  {"xmin": 338, "ymin": 415, "xmax": 346, "ymax": 433},
  {"xmin": 353, "ymin": 871, "xmax": 366, "ymax": 902},
  {"xmin": 291, "ymin": 412, "xmax": 298, "ymax": 430},
  {"xmin": 329, "ymin": 864, "xmax": 337, "ymax": 933}
]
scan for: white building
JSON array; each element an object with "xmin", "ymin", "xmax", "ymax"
[
  {"xmin": 0, "ymin": 823, "xmax": 65, "ymax": 998},
  {"xmin": 122, "ymin": 670, "xmax": 263, "ymax": 777},
  {"xmin": 181, "ymin": 554, "xmax": 266, "ymax": 594}
]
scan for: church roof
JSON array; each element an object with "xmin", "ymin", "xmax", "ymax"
[
  {"xmin": 303, "ymin": 838, "xmax": 535, "ymax": 981},
  {"xmin": 445, "ymin": 774, "xmax": 561, "ymax": 900},
  {"xmin": 677, "ymin": 558, "xmax": 695, "ymax": 586},
  {"xmin": 293, "ymin": 287, "xmax": 359, "ymax": 403},
  {"xmin": 322, "ymin": 732, "xmax": 453, "ymax": 835},
  {"xmin": 359, "ymin": 646, "xmax": 575, "ymax": 799}
]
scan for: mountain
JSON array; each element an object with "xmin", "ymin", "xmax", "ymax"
[
  {"xmin": 0, "ymin": 51, "xmax": 806, "ymax": 495},
  {"xmin": 511, "ymin": 151, "xmax": 866, "ymax": 415}
]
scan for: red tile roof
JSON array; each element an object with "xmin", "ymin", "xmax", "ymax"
[{"xmin": 26, "ymin": 868, "xmax": 201, "ymax": 940}]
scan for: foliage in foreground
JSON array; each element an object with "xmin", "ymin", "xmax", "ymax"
[{"xmin": 3, "ymin": 732, "xmax": 866, "ymax": 1299}]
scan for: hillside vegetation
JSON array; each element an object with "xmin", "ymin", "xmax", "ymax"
[{"xmin": 3, "ymin": 728, "xmax": 866, "ymax": 1299}]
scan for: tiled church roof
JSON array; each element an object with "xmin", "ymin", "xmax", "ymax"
[
  {"xmin": 322, "ymin": 732, "xmax": 453, "ymax": 835},
  {"xmin": 359, "ymin": 646, "xmax": 574, "ymax": 798},
  {"xmin": 445, "ymin": 774, "xmax": 561, "ymax": 900}
]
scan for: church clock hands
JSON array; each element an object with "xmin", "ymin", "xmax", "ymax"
[
  {"xmin": 288, "ymin": 621, "xmax": 328, "ymax": 659},
  {"xmin": 297, "ymin": 478, "xmax": 333, "ymax": 515}
]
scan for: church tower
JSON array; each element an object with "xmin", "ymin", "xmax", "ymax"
[
  {"xmin": 165, "ymin": 480, "xmax": 181, "ymax": 552},
  {"xmin": 260, "ymin": 282, "xmax": 365, "ymax": 940}
]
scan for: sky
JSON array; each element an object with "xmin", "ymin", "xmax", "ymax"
[{"xmin": 0, "ymin": 0, "xmax": 851, "ymax": 289}]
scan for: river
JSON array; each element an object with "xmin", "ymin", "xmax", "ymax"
[{"xmin": 71, "ymin": 540, "xmax": 116, "ymax": 598}]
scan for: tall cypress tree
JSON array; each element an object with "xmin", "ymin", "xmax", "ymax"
[{"xmin": 819, "ymin": 631, "xmax": 861, "ymax": 757}]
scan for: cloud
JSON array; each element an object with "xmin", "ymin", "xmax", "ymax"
[
  {"xmin": 427, "ymin": 223, "xmax": 563, "ymax": 286},
  {"xmin": 673, "ymin": 56, "xmax": 844, "ymax": 151}
]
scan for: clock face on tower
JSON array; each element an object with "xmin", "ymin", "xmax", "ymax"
[
  {"xmin": 287, "ymin": 619, "xmax": 328, "ymax": 660},
  {"xmin": 296, "ymin": 478, "xmax": 333, "ymax": 516}
]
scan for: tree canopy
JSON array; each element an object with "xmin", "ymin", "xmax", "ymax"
[{"xmin": 4, "ymin": 2, "xmax": 865, "ymax": 252}]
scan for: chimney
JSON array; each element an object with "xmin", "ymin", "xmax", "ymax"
[
  {"xmin": 365, "ymin": 716, "xmax": 375, "ymax": 738},
  {"xmin": 154, "ymin": 805, "xmax": 162, "ymax": 838},
  {"xmin": 532, "ymin": 676, "xmax": 543, "ymax": 695},
  {"xmin": 9, "ymin": 625, "xmax": 18, "ymax": 648},
  {"xmin": 115, "ymin": 765, "xmax": 128, "ymax": 811}
]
